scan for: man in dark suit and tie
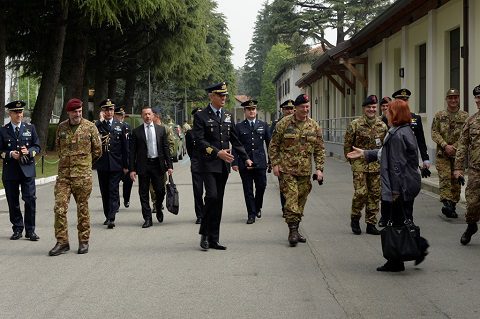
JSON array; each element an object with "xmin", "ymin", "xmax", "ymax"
[
  {"xmin": 129, "ymin": 107, "xmax": 173, "ymax": 228},
  {"xmin": 94, "ymin": 99, "xmax": 129, "ymax": 229},
  {"xmin": 193, "ymin": 82, "xmax": 252, "ymax": 250},
  {"xmin": 232, "ymin": 99, "xmax": 271, "ymax": 224},
  {"xmin": 0, "ymin": 100, "xmax": 41, "ymax": 241}
]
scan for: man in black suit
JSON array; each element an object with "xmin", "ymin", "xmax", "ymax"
[
  {"xmin": 192, "ymin": 82, "xmax": 252, "ymax": 250},
  {"xmin": 0, "ymin": 100, "xmax": 41, "ymax": 241},
  {"xmin": 185, "ymin": 107, "xmax": 204, "ymax": 224},
  {"xmin": 114, "ymin": 106, "xmax": 133, "ymax": 208},
  {"xmin": 232, "ymin": 99, "xmax": 271, "ymax": 224},
  {"xmin": 129, "ymin": 107, "xmax": 173, "ymax": 228},
  {"xmin": 94, "ymin": 99, "xmax": 129, "ymax": 229}
]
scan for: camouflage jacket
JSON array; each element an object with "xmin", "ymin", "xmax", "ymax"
[
  {"xmin": 431, "ymin": 108, "xmax": 468, "ymax": 158},
  {"xmin": 344, "ymin": 116, "xmax": 387, "ymax": 172},
  {"xmin": 268, "ymin": 114, "xmax": 325, "ymax": 176},
  {"xmin": 56, "ymin": 118, "xmax": 102, "ymax": 178},
  {"xmin": 454, "ymin": 111, "xmax": 480, "ymax": 171}
]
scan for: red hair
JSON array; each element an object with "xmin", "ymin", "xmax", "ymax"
[{"xmin": 387, "ymin": 99, "xmax": 411, "ymax": 126}]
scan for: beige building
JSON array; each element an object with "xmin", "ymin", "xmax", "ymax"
[{"xmin": 295, "ymin": 0, "xmax": 480, "ymax": 161}]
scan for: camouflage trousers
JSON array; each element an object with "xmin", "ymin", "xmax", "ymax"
[
  {"xmin": 150, "ymin": 173, "xmax": 167, "ymax": 209},
  {"xmin": 54, "ymin": 176, "xmax": 93, "ymax": 244},
  {"xmin": 436, "ymin": 156, "xmax": 461, "ymax": 202},
  {"xmin": 279, "ymin": 173, "xmax": 312, "ymax": 224},
  {"xmin": 350, "ymin": 171, "xmax": 380, "ymax": 224},
  {"xmin": 465, "ymin": 169, "xmax": 480, "ymax": 224}
]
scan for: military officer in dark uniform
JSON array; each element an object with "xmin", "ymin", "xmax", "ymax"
[
  {"xmin": 94, "ymin": 99, "xmax": 128, "ymax": 229},
  {"xmin": 232, "ymin": 99, "xmax": 271, "ymax": 224},
  {"xmin": 114, "ymin": 106, "xmax": 133, "ymax": 208},
  {"xmin": 0, "ymin": 101, "xmax": 41, "ymax": 240},
  {"xmin": 185, "ymin": 107, "xmax": 204, "ymax": 224},
  {"xmin": 192, "ymin": 82, "xmax": 252, "ymax": 250}
]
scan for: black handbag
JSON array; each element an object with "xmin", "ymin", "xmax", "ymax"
[
  {"xmin": 380, "ymin": 218, "xmax": 421, "ymax": 262},
  {"xmin": 166, "ymin": 175, "xmax": 179, "ymax": 215}
]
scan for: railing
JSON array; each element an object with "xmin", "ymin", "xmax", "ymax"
[{"xmin": 318, "ymin": 116, "xmax": 359, "ymax": 144}]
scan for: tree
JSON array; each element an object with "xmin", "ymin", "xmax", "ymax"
[{"xmin": 259, "ymin": 43, "xmax": 293, "ymax": 114}]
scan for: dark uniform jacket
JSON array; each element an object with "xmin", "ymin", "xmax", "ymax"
[
  {"xmin": 94, "ymin": 119, "xmax": 128, "ymax": 171},
  {"xmin": 192, "ymin": 105, "xmax": 249, "ymax": 173},
  {"xmin": 185, "ymin": 129, "xmax": 201, "ymax": 173},
  {"xmin": 232, "ymin": 119, "xmax": 270, "ymax": 170},
  {"xmin": 0, "ymin": 122, "xmax": 41, "ymax": 180},
  {"xmin": 129, "ymin": 123, "xmax": 173, "ymax": 175}
]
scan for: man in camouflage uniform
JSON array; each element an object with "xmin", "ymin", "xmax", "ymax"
[
  {"xmin": 454, "ymin": 84, "xmax": 480, "ymax": 245},
  {"xmin": 49, "ymin": 98, "xmax": 102, "ymax": 256},
  {"xmin": 432, "ymin": 88, "xmax": 469, "ymax": 218},
  {"xmin": 344, "ymin": 95, "xmax": 388, "ymax": 235},
  {"xmin": 269, "ymin": 93, "xmax": 325, "ymax": 247}
]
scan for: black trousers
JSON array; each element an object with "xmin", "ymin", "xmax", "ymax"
[
  {"xmin": 122, "ymin": 171, "xmax": 133, "ymax": 204},
  {"xmin": 97, "ymin": 170, "xmax": 123, "ymax": 221},
  {"xmin": 191, "ymin": 171, "xmax": 204, "ymax": 219},
  {"xmin": 239, "ymin": 168, "xmax": 266, "ymax": 217},
  {"xmin": 138, "ymin": 160, "xmax": 166, "ymax": 221},
  {"xmin": 199, "ymin": 171, "xmax": 228, "ymax": 243},
  {"xmin": 3, "ymin": 177, "xmax": 36, "ymax": 233}
]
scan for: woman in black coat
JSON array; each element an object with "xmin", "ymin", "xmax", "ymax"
[{"xmin": 347, "ymin": 99, "xmax": 427, "ymax": 272}]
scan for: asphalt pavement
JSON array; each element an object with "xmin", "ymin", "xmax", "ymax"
[{"xmin": 1, "ymin": 156, "xmax": 479, "ymax": 319}]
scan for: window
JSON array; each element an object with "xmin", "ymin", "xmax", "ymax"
[
  {"xmin": 450, "ymin": 28, "xmax": 460, "ymax": 90},
  {"xmin": 418, "ymin": 43, "xmax": 426, "ymax": 113}
]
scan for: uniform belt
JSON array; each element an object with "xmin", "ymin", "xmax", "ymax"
[{"xmin": 147, "ymin": 157, "xmax": 158, "ymax": 162}]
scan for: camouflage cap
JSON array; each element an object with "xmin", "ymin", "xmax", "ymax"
[{"xmin": 446, "ymin": 88, "xmax": 460, "ymax": 97}]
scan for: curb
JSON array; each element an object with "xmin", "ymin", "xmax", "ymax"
[{"xmin": 0, "ymin": 175, "xmax": 57, "ymax": 197}]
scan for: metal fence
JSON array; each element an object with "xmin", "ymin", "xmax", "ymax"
[{"xmin": 318, "ymin": 116, "xmax": 358, "ymax": 144}]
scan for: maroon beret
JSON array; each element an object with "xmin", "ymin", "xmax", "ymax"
[
  {"xmin": 66, "ymin": 98, "xmax": 83, "ymax": 112},
  {"xmin": 294, "ymin": 94, "xmax": 309, "ymax": 106}
]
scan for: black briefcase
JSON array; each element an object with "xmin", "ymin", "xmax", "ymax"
[{"xmin": 166, "ymin": 175, "xmax": 179, "ymax": 215}]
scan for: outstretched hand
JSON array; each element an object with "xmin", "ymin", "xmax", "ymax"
[{"xmin": 346, "ymin": 146, "xmax": 364, "ymax": 159}]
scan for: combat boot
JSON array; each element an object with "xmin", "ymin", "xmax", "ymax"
[
  {"xmin": 351, "ymin": 218, "xmax": 361, "ymax": 235},
  {"xmin": 450, "ymin": 201, "xmax": 458, "ymax": 218},
  {"xmin": 288, "ymin": 222, "xmax": 300, "ymax": 247},
  {"xmin": 460, "ymin": 223, "xmax": 478, "ymax": 245},
  {"xmin": 366, "ymin": 223, "xmax": 380, "ymax": 235},
  {"xmin": 441, "ymin": 200, "xmax": 457, "ymax": 218},
  {"xmin": 296, "ymin": 223, "xmax": 306, "ymax": 243},
  {"xmin": 49, "ymin": 242, "xmax": 70, "ymax": 256}
]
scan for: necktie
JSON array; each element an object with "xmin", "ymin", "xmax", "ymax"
[
  {"xmin": 216, "ymin": 110, "xmax": 221, "ymax": 118},
  {"xmin": 147, "ymin": 124, "xmax": 155, "ymax": 158},
  {"xmin": 250, "ymin": 121, "xmax": 254, "ymax": 129},
  {"xmin": 15, "ymin": 126, "xmax": 19, "ymax": 138}
]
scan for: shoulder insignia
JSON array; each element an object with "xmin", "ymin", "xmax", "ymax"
[
  {"xmin": 1, "ymin": 152, "xmax": 5, "ymax": 159},
  {"xmin": 206, "ymin": 147, "xmax": 213, "ymax": 154}
]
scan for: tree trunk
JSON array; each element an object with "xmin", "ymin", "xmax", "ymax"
[
  {"xmin": 31, "ymin": 2, "xmax": 68, "ymax": 152},
  {"xmin": 336, "ymin": 8, "xmax": 345, "ymax": 44},
  {"xmin": 0, "ymin": 12, "xmax": 6, "ymax": 121},
  {"xmin": 93, "ymin": 40, "xmax": 108, "ymax": 119},
  {"xmin": 107, "ymin": 77, "xmax": 117, "ymax": 101},
  {"xmin": 60, "ymin": 33, "xmax": 88, "ymax": 122},
  {"xmin": 124, "ymin": 57, "xmax": 137, "ymax": 114}
]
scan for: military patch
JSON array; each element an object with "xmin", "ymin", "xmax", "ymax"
[
  {"xmin": 224, "ymin": 114, "xmax": 231, "ymax": 123},
  {"xmin": 22, "ymin": 130, "xmax": 32, "ymax": 137},
  {"xmin": 32, "ymin": 151, "xmax": 36, "ymax": 157},
  {"xmin": 206, "ymin": 147, "xmax": 213, "ymax": 154},
  {"xmin": 1, "ymin": 152, "xmax": 5, "ymax": 159}
]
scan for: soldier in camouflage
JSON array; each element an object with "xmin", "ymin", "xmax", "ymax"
[
  {"xmin": 454, "ymin": 84, "xmax": 480, "ymax": 245},
  {"xmin": 49, "ymin": 98, "xmax": 102, "ymax": 256},
  {"xmin": 344, "ymin": 95, "xmax": 388, "ymax": 235},
  {"xmin": 431, "ymin": 88, "xmax": 468, "ymax": 218},
  {"xmin": 268, "ymin": 93, "xmax": 325, "ymax": 247}
]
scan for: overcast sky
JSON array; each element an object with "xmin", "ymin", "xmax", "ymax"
[{"xmin": 215, "ymin": 0, "xmax": 264, "ymax": 69}]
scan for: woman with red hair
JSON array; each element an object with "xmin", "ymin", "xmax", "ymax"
[{"xmin": 347, "ymin": 99, "xmax": 428, "ymax": 272}]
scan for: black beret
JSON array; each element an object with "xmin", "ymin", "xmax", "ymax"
[
  {"xmin": 205, "ymin": 82, "xmax": 228, "ymax": 95},
  {"xmin": 191, "ymin": 107, "xmax": 202, "ymax": 115},
  {"xmin": 392, "ymin": 88, "xmax": 411, "ymax": 99},
  {"xmin": 5, "ymin": 100, "xmax": 25, "ymax": 111},
  {"xmin": 362, "ymin": 95, "xmax": 378, "ymax": 107},
  {"xmin": 473, "ymin": 85, "xmax": 480, "ymax": 97},
  {"xmin": 380, "ymin": 96, "xmax": 392, "ymax": 105},
  {"xmin": 240, "ymin": 99, "xmax": 257, "ymax": 108},
  {"xmin": 280, "ymin": 99, "xmax": 294, "ymax": 108},
  {"xmin": 294, "ymin": 94, "xmax": 309, "ymax": 106},
  {"xmin": 100, "ymin": 99, "xmax": 115, "ymax": 109}
]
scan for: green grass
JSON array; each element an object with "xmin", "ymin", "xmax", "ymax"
[{"xmin": 0, "ymin": 152, "xmax": 59, "ymax": 190}]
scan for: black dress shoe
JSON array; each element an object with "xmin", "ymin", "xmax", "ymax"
[
  {"xmin": 103, "ymin": 219, "xmax": 108, "ymax": 225},
  {"xmin": 10, "ymin": 231, "xmax": 22, "ymax": 240},
  {"xmin": 49, "ymin": 242, "xmax": 70, "ymax": 256},
  {"xmin": 200, "ymin": 235, "xmax": 209, "ymax": 250},
  {"xmin": 195, "ymin": 217, "xmax": 202, "ymax": 224},
  {"xmin": 366, "ymin": 224, "xmax": 380, "ymax": 235},
  {"xmin": 209, "ymin": 242, "xmax": 227, "ymax": 250},
  {"xmin": 124, "ymin": 201, "xmax": 130, "ymax": 208},
  {"xmin": 78, "ymin": 242, "xmax": 89, "ymax": 254},
  {"xmin": 142, "ymin": 219, "xmax": 153, "ymax": 228},
  {"xmin": 107, "ymin": 220, "xmax": 115, "ymax": 229},
  {"xmin": 376, "ymin": 261, "xmax": 405, "ymax": 272},
  {"xmin": 256, "ymin": 210, "xmax": 262, "ymax": 218},
  {"xmin": 378, "ymin": 219, "xmax": 387, "ymax": 227},
  {"xmin": 25, "ymin": 232, "xmax": 40, "ymax": 241},
  {"xmin": 156, "ymin": 210, "xmax": 164, "ymax": 223},
  {"xmin": 246, "ymin": 217, "xmax": 255, "ymax": 224}
]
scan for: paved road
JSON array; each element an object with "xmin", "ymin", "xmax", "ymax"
[{"xmin": 1, "ymin": 157, "xmax": 479, "ymax": 319}]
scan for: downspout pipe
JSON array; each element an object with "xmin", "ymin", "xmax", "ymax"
[{"xmin": 463, "ymin": 0, "xmax": 469, "ymax": 112}]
